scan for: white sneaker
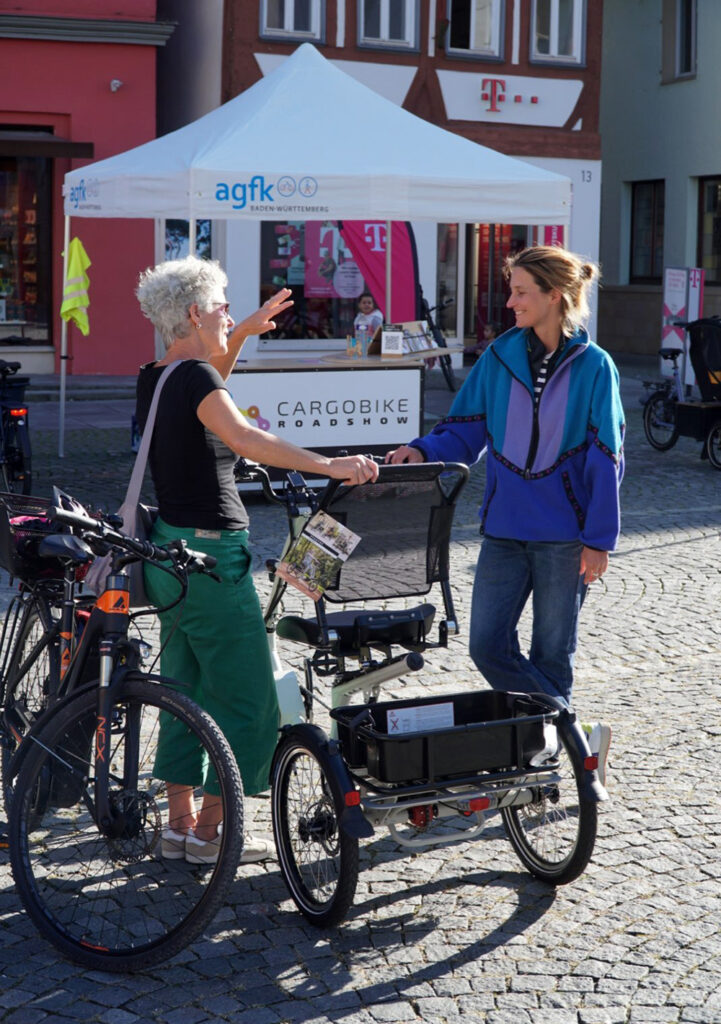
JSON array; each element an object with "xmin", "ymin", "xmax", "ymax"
[
  {"xmin": 582, "ymin": 722, "xmax": 612, "ymax": 787},
  {"xmin": 160, "ymin": 827, "xmax": 188, "ymax": 860},
  {"xmin": 529, "ymin": 722, "xmax": 560, "ymax": 767},
  {"xmin": 185, "ymin": 828, "xmax": 222, "ymax": 865},
  {"xmin": 240, "ymin": 832, "xmax": 275, "ymax": 864}
]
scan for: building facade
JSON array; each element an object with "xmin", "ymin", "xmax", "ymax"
[
  {"xmin": 220, "ymin": 0, "xmax": 604, "ymax": 358},
  {"xmin": 599, "ymin": 0, "xmax": 720, "ymax": 356},
  {"xmin": 0, "ymin": 0, "xmax": 173, "ymax": 374}
]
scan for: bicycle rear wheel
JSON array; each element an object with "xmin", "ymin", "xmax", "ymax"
[
  {"xmin": 643, "ymin": 392, "xmax": 679, "ymax": 451},
  {"xmin": 1, "ymin": 414, "xmax": 32, "ymax": 494},
  {"xmin": 500, "ymin": 733, "xmax": 597, "ymax": 884},
  {"xmin": 1, "ymin": 594, "xmax": 58, "ymax": 812},
  {"xmin": 9, "ymin": 676, "xmax": 244, "ymax": 971}
]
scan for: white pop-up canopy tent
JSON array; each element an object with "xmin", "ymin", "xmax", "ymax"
[{"xmin": 59, "ymin": 42, "xmax": 572, "ymax": 450}]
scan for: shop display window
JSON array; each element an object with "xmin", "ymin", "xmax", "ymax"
[
  {"xmin": 259, "ymin": 221, "xmax": 374, "ymax": 347},
  {"xmin": 164, "ymin": 219, "xmax": 212, "ymax": 261},
  {"xmin": 0, "ymin": 157, "xmax": 51, "ymax": 344}
]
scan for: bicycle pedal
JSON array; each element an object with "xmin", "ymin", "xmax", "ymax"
[{"xmin": 312, "ymin": 649, "xmax": 341, "ymax": 677}]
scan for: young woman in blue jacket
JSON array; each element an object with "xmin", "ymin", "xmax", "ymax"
[{"xmin": 387, "ymin": 245, "xmax": 624, "ymax": 791}]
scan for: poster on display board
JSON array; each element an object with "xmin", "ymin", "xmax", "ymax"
[
  {"xmin": 661, "ymin": 267, "xmax": 705, "ymax": 386},
  {"xmin": 304, "ymin": 222, "xmax": 363, "ymax": 298}
]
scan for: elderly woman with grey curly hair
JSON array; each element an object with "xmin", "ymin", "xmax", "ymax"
[{"xmin": 135, "ymin": 254, "xmax": 378, "ymax": 866}]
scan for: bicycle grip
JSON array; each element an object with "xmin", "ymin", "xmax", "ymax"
[{"xmin": 48, "ymin": 505, "xmax": 103, "ymax": 533}]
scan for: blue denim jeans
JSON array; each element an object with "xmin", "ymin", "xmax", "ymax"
[{"xmin": 468, "ymin": 536, "xmax": 587, "ymax": 709}]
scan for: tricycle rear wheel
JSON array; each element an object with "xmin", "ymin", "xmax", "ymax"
[
  {"xmin": 705, "ymin": 420, "xmax": 721, "ymax": 469},
  {"xmin": 501, "ymin": 732, "xmax": 597, "ymax": 885}
]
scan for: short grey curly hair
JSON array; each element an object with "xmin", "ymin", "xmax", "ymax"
[{"xmin": 135, "ymin": 254, "xmax": 228, "ymax": 349}]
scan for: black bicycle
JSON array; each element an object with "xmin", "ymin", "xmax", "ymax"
[
  {"xmin": 0, "ymin": 360, "xmax": 31, "ymax": 494},
  {"xmin": 2, "ymin": 495, "xmax": 244, "ymax": 971},
  {"xmin": 420, "ymin": 290, "xmax": 457, "ymax": 393}
]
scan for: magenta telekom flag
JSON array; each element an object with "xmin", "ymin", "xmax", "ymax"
[{"xmin": 338, "ymin": 221, "xmax": 420, "ymax": 322}]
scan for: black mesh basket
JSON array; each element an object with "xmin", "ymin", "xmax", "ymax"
[{"xmin": 0, "ymin": 492, "xmax": 66, "ymax": 580}]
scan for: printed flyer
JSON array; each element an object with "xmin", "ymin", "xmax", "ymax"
[{"xmin": 276, "ymin": 510, "xmax": 361, "ymax": 601}]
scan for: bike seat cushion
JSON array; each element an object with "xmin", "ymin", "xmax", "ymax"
[
  {"xmin": 277, "ymin": 603, "xmax": 436, "ymax": 653},
  {"xmin": 659, "ymin": 348, "xmax": 683, "ymax": 359}
]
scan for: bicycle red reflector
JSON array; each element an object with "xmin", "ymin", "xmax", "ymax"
[
  {"xmin": 584, "ymin": 755, "xmax": 598, "ymax": 771},
  {"xmin": 344, "ymin": 791, "xmax": 361, "ymax": 807},
  {"xmin": 9, "ymin": 408, "xmax": 27, "ymax": 417},
  {"xmin": 469, "ymin": 797, "xmax": 490, "ymax": 811}
]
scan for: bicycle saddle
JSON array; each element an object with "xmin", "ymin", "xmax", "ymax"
[
  {"xmin": 37, "ymin": 533, "xmax": 94, "ymax": 564},
  {"xmin": 659, "ymin": 348, "xmax": 682, "ymax": 360},
  {"xmin": 277, "ymin": 603, "xmax": 436, "ymax": 655}
]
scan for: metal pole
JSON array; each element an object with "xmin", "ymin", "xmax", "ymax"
[
  {"xmin": 385, "ymin": 220, "xmax": 392, "ymax": 321},
  {"xmin": 58, "ymin": 215, "xmax": 70, "ymax": 458}
]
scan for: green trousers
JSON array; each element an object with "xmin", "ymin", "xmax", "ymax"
[{"xmin": 145, "ymin": 518, "xmax": 279, "ymax": 797}]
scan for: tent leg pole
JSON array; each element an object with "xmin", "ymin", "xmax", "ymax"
[
  {"xmin": 385, "ymin": 220, "xmax": 392, "ymax": 322},
  {"xmin": 59, "ymin": 215, "xmax": 70, "ymax": 459}
]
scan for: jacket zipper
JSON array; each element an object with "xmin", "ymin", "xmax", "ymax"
[{"xmin": 523, "ymin": 343, "xmax": 578, "ymax": 478}]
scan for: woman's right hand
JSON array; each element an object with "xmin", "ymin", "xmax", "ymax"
[
  {"xmin": 384, "ymin": 445, "xmax": 424, "ymax": 465},
  {"xmin": 327, "ymin": 454, "xmax": 379, "ymax": 485}
]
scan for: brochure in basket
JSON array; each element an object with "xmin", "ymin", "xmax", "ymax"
[{"xmin": 276, "ymin": 510, "xmax": 361, "ymax": 601}]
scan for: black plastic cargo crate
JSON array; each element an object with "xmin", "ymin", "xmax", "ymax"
[
  {"xmin": 675, "ymin": 401, "xmax": 720, "ymax": 441},
  {"xmin": 331, "ymin": 690, "xmax": 557, "ymax": 784}
]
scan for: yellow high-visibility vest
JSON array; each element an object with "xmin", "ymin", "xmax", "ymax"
[{"xmin": 60, "ymin": 237, "xmax": 91, "ymax": 336}]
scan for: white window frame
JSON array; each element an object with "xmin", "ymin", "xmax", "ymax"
[
  {"xmin": 260, "ymin": 0, "xmax": 324, "ymax": 41},
  {"xmin": 445, "ymin": 0, "xmax": 504, "ymax": 58},
  {"xmin": 530, "ymin": 0, "xmax": 585, "ymax": 65},
  {"xmin": 358, "ymin": 0, "xmax": 418, "ymax": 50},
  {"xmin": 675, "ymin": 0, "xmax": 696, "ymax": 78}
]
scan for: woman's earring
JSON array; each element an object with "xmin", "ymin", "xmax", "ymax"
[{"xmin": 195, "ymin": 321, "xmax": 202, "ymax": 330}]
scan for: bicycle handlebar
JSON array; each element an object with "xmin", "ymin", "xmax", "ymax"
[{"xmin": 48, "ymin": 506, "xmax": 218, "ymax": 575}]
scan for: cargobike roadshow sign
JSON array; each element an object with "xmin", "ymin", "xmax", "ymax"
[{"xmin": 226, "ymin": 367, "xmax": 423, "ymax": 449}]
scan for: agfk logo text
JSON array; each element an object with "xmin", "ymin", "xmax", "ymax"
[{"xmin": 215, "ymin": 176, "xmax": 274, "ymax": 209}]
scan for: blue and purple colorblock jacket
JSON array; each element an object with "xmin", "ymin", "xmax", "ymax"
[{"xmin": 411, "ymin": 327, "xmax": 625, "ymax": 551}]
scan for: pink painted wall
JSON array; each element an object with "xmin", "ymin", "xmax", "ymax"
[{"xmin": 0, "ymin": 7, "xmax": 159, "ymax": 373}]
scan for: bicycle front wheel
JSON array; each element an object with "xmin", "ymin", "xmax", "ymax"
[
  {"xmin": 272, "ymin": 729, "xmax": 359, "ymax": 926},
  {"xmin": 9, "ymin": 677, "xmax": 244, "ymax": 972},
  {"xmin": 439, "ymin": 352, "xmax": 457, "ymax": 392},
  {"xmin": 1, "ymin": 593, "xmax": 59, "ymax": 812},
  {"xmin": 643, "ymin": 392, "xmax": 679, "ymax": 451},
  {"xmin": 501, "ymin": 733, "xmax": 597, "ymax": 884}
]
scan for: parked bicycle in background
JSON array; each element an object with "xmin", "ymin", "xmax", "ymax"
[
  {"xmin": 0, "ymin": 360, "xmax": 31, "ymax": 493},
  {"xmin": 642, "ymin": 317, "xmax": 721, "ymax": 468},
  {"xmin": 420, "ymin": 288, "xmax": 457, "ymax": 393}
]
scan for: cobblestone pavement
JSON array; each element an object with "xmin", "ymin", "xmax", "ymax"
[{"xmin": 2, "ymin": 363, "xmax": 721, "ymax": 1023}]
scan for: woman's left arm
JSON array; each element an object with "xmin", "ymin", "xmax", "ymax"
[{"xmin": 210, "ymin": 288, "xmax": 293, "ymax": 380}]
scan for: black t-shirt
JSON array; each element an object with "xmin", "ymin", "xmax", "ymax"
[{"xmin": 135, "ymin": 359, "xmax": 249, "ymax": 531}]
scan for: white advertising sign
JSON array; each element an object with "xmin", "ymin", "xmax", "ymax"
[
  {"xmin": 661, "ymin": 267, "xmax": 704, "ymax": 384},
  {"xmin": 227, "ymin": 368, "xmax": 422, "ymax": 449}
]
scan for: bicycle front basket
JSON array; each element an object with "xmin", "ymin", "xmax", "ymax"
[{"xmin": 0, "ymin": 492, "xmax": 67, "ymax": 580}]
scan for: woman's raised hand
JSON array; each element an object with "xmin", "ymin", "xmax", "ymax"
[
  {"xmin": 235, "ymin": 288, "xmax": 294, "ymax": 338},
  {"xmin": 327, "ymin": 454, "xmax": 380, "ymax": 485}
]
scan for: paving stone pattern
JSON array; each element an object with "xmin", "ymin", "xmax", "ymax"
[{"xmin": 1, "ymin": 365, "xmax": 720, "ymax": 1023}]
